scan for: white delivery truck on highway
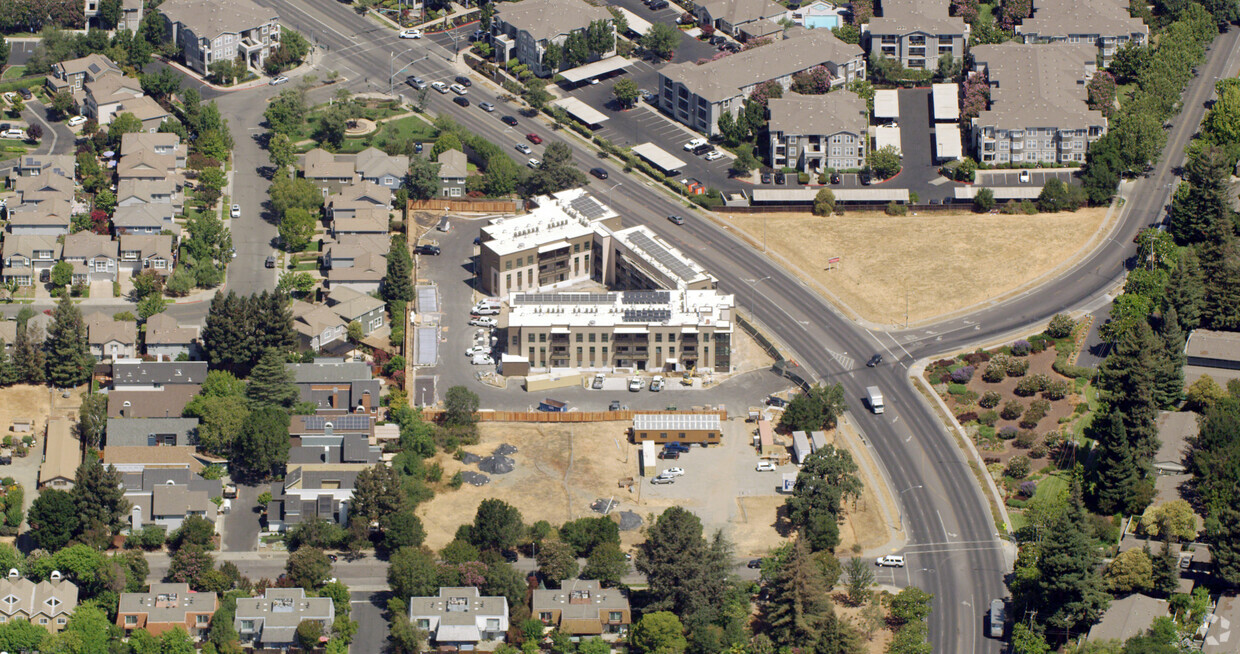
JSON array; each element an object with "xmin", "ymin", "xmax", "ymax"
[{"xmin": 866, "ymin": 386, "xmax": 884, "ymax": 414}]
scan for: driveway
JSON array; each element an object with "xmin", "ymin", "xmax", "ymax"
[
  {"xmin": 220, "ymin": 483, "xmax": 263, "ymax": 552},
  {"xmin": 893, "ymin": 88, "xmax": 953, "ymax": 201},
  {"xmin": 975, "ymin": 168, "xmax": 1077, "ymax": 188},
  {"xmin": 350, "ymin": 591, "xmax": 390, "ymax": 654}
]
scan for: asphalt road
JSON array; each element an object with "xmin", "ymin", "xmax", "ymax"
[{"xmin": 157, "ymin": 0, "xmax": 1240, "ymax": 649}]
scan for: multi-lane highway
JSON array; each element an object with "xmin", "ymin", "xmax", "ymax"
[{"xmin": 204, "ymin": 1, "xmax": 1240, "ymax": 649}]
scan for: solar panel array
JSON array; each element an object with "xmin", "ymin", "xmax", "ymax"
[
  {"xmin": 628, "ymin": 231, "xmax": 699, "ymax": 282},
  {"xmin": 622, "ymin": 290, "xmax": 670, "ymax": 305},
  {"xmin": 513, "ymin": 292, "xmax": 617, "ymax": 305},
  {"xmin": 623, "ymin": 308, "xmax": 672, "ymax": 323},
  {"xmin": 570, "ymin": 195, "xmax": 610, "ymax": 220},
  {"xmin": 303, "ymin": 414, "xmax": 372, "ymax": 431}
]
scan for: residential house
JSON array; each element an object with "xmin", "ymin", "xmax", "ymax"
[
  {"xmin": 437, "ymin": 149, "xmax": 467, "ymax": 198},
  {"xmin": 85, "ymin": 312, "xmax": 139, "ymax": 360},
  {"xmin": 291, "ymin": 300, "xmax": 350, "ymax": 353},
  {"xmin": 266, "ymin": 461, "xmax": 365, "ymax": 531},
  {"xmin": 324, "ymin": 251, "xmax": 386, "ymax": 294},
  {"xmin": 864, "ymin": 0, "xmax": 968, "ymax": 70},
  {"xmin": 113, "ymin": 204, "xmax": 177, "ymax": 236},
  {"xmin": 121, "ymin": 132, "xmax": 187, "ymax": 167},
  {"xmin": 119, "ymin": 234, "xmax": 175, "ymax": 276},
  {"xmin": 324, "ymin": 234, "xmax": 390, "ymax": 270},
  {"xmin": 9, "ymin": 154, "xmax": 75, "ymax": 180},
  {"xmin": 46, "ymin": 53, "xmax": 122, "ymax": 98},
  {"xmin": 144, "ymin": 313, "xmax": 200, "ymax": 360},
  {"xmin": 159, "ymin": 0, "xmax": 282, "ymax": 76},
  {"xmin": 330, "ymin": 207, "xmax": 389, "ymax": 239},
  {"xmin": 301, "ymin": 148, "xmax": 357, "ymax": 194},
  {"xmin": 326, "ymin": 286, "xmax": 386, "ymax": 336},
  {"xmin": 105, "ymin": 446, "xmax": 207, "ymax": 474},
  {"xmin": 39, "ymin": 418, "xmax": 81, "ymax": 490},
  {"xmin": 532, "ymin": 580, "xmax": 631, "ymax": 638},
  {"xmin": 121, "ymin": 467, "xmax": 221, "ymax": 531},
  {"xmin": 970, "ymin": 43, "xmax": 1105, "ymax": 165},
  {"xmin": 1016, "ymin": 0, "xmax": 1148, "ymax": 65},
  {"xmin": 0, "ymin": 322, "xmax": 14, "ymax": 350},
  {"xmin": 355, "ymin": 147, "xmax": 409, "ymax": 190},
  {"xmin": 289, "ymin": 419, "xmax": 379, "ymax": 456},
  {"xmin": 287, "ymin": 359, "xmax": 381, "ymax": 416},
  {"xmin": 327, "ymin": 182, "xmax": 391, "ymax": 220},
  {"xmin": 84, "ymin": 74, "xmax": 146, "ymax": 125},
  {"xmin": 5, "ymin": 200, "xmax": 73, "ymax": 236},
  {"xmin": 1087, "ymin": 594, "xmax": 1168, "ymax": 644},
  {"xmin": 767, "ymin": 91, "xmax": 868, "ymax": 173},
  {"xmin": 14, "ymin": 172, "xmax": 75, "ymax": 206},
  {"xmin": 117, "ymin": 583, "xmax": 217, "ymax": 638},
  {"xmin": 1184, "ymin": 328, "xmax": 1240, "ymax": 385},
  {"xmin": 62, "ymin": 232, "xmax": 119, "ymax": 283},
  {"xmin": 2, "ymin": 234, "xmax": 62, "ymax": 286},
  {"xmin": 105, "ymin": 417, "xmax": 199, "ymax": 447},
  {"xmin": 657, "ymin": 30, "xmax": 865, "ymax": 136},
  {"xmin": 234, "ymin": 588, "xmax": 335, "ymax": 649},
  {"xmin": 408, "ymin": 587, "xmax": 509, "ymax": 647},
  {"xmin": 118, "ymin": 150, "xmax": 178, "ymax": 183},
  {"xmin": 85, "ymin": 0, "xmax": 144, "ymax": 31},
  {"xmin": 121, "ymin": 95, "xmax": 172, "ymax": 132},
  {"xmin": 687, "ymin": 0, "xmax": 785, "ymax": 38},
  {"xmin": 0, "ymin": 569, "xmax": 79, "ymax": 633},
  {"xmin": 111, "ymin": 360, "xmax": 209, "ymax": 390},
  {"xmin": 118, "ymin": 178, "xmax": 182, "ymax": 213},
  {"xmin": 490, "ymin": 0, "xmax": 615, "ymax": 77},
  {"xmin": 108, "ymin": 385, "xmax": 202, "ymax": 418}
]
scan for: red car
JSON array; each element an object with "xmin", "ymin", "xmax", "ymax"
[{"xmin": 526, "ymin": 133, "xmax": 542, "ymax": 144}]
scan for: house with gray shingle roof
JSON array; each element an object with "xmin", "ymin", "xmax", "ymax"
[
  {"xmin": 1016, "ymin": 0, "xmax": 1148, "ymax": 65},
  {"xmin": 532, "ymin": 579, "xmax": 631, "ymax": 637},
  {"xmin": 112, "ymin": 360, "xmax": 209, "ymax": 390},
  {"xmin": 14, "ymin": 172, "xmax": 75, "ymax": 206},
  {"xmin": 9, "ymin": 154, "xmax": 75, "ymax": 180},
  {"xmin": 301, "ymin": 148, "xmax": 357, "ymax": 193},
  {"xmin": 106, "ymin": 417, "xmax": 200, "ymax": 448},
  {"xmin": 355, "ymin": 147, "xmax": 409, "ymax": 190},
  {"xmin": 325, "ymin": 251, "xmax": 386, "ymax": 294},
  {"xmin": 6, "ymin": 199, "xmax": 73, "ymax": 236},
  {"xmin": 688, "ymin": 0, "xmax": 785, "ymax": 38},
  {"xmin": 86, "ymin": 312, "xmax": 138, "ymax": 360},
  {"xmin": 326, "ymin": 286, "xmax": 386, "ymax": 336},
  {"xmin": 327, "ymin": 181, "xmax": 391, "ymax": 221},
  {"xmin": 62, "ymin": 232, "xmax": 119, "ymax": 283},
  {"xmin": 409, "ymin": 587, "xmax": 509, "ymax": 647},
  {"xmin": 863, "ymin": 0, "xmax": 969, "ymax": 70},
  {"xmin": 0, "ymin": 569, "xmax": 79, "ymax": 633},
  {"xmin": 2, "ymin": 234, "xmax": 62, "ymax": 286},
  {"xmin": 121, "ymin": 132, "xmax": 187, "ymax": 167},
  {"xmin": 118, "ymin": 178, "xmax": 182, "ymax": 213},
  {"xmin": 158, "ymin": 0, "xmax": 282, "ymax": 77},
  {"xmin": 144, "ymin": 313, "xmax": 200, "ymax": 360},
  {"xmin": 113, "ymin": 204, "xmax": 177, "ymax": 236},
  {"xmin": 119, "ymin": 234, "xmax": 175, "ymax": 277},
  {"xmin": 330, "ymin": 207, "xmax": 389, "ymax": 238},
  {"xmin": 490, "ymin": 0, "xmax": 615, "ymax": 77},
  {"xmin": 235, "ymin": 588, "xmax": 335, "ymax": 648},
  {"xmin": 84, "ymin": 74, "xmax": 146, "ymax": 125},
  {"xmin": 121, "ymin": 466, "xmax": 221, "ymax": 531},
  {"xmin": 767, "ymin": 91, "xmax": 868, "ymax": 173},
  {"xmin": 47, "ymin": 53, "xmax": 122, "ymax": 96},
  {"xmin": 437, "ymin": 149, "xmax": 467, "ymax": 198}
]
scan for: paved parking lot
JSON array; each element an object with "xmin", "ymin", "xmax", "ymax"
[{"xmin": 976, "ymin": 168, "xmax": 1078, "ymax": 187}]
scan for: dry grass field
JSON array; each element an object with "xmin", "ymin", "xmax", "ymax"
[{"xmin": 723, "ymin": 207, "xmax": 1109, "ymax": 325}]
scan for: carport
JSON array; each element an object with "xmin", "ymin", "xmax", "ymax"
[
  {"xmin": 875, "ymin": 125, "xmax": 902, "ymax": 153},
  {"xmin": 632, "ymin": 142, "xmax": 687, "ymax": 174},
  {"xmin": 935, "ymin": 124, "xmax": 962, "ymax": 162},
  {"xmin": 550, "ymin": 97, "xmax": 610, "ymax": 127},
  {"xmin": 874, "ymin": 90, "xmax": 899, "ymax": 123},
  {"xmin": 613, "ymin": 7, "xmax": 652, "ymax": 36},
  {"xmin": 932, "ymin": 83, "xmax": 959, "ymax": 122},
  {"xmin": 559, "ymin": 56, "xmax": 631, "ymax": 84},
  {"xmin": 751, "ymin": 188, "xmax": 910, "ymax": 204},
  {"xmin": 955, "ymin": 186, "xmax": 1042, "ymax": 200}
]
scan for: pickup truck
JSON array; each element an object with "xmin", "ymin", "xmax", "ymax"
[
  {"xmin": 592, "ymin": 374, "xmax": 604, "ymax": 390},
  {"xmin": 628, "ymin": 377, "xmax": 644, "ymax": 392},
  {"xmin": 650, "ymin": 376, "xmax": 665, "ymax": 392}
]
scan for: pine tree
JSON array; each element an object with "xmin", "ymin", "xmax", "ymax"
[
  {"xmin": 203, "ymin": 291, "xmax": 260, "ymax": 376},
  {"xmin": 352, "ymin": 463, "xmax": 406, "ymax": 527},
  {"xmin": 72, "ymin": 457, "xmax": 130, "ymax": 536},
  {"xmin": 231, "ymin": 405, "xmax": 291, "ymax": 481},
  {"xmin": 384, "ymin": 234, "xmax": 414, "ymax": 303},
  {"xmin": 252, "ymin": 291, "xmax": 296, "ymax": 353},
  {"xmin": 1150, "ymin": 539, "xmax": 1179, "ymax": 596},
  {"xmin": 44, "ymin": 294, "xmax": 93, "ymax": 387},
  {"xmin": 1027, "ymin": 480, "xmax": 1110, "ymax": 635},
  {"xmin": 0, "ymin": 341, "xmax": 17, "ymax": 386},
  {"xmin": 1209, "ymin": 501, "xmax": 1240, "ymax": 585},
  {"xmin": 1199, "ymin": 219, "xmax": 1240, "ymax": 330},
  {"xmin": 246, "ymin": 348, "xmax": 299, "ymax": 409},
  {"xmin": 1088, "ymin": 409, "xmax": 1139, "ymax": 515},
  {"xmin": 1153, "ymin": 308, "xmax": 1186, "ymax": 408},
  {"xmin": 765, "ymin": 538, "xmax": 835, "ymax": 648},
  {"xmin": 12, "ymin": 323, "xmax": 45, "ymax": 384},
  {"xmin": 1097, "ymin": 321, "xmax": 1161, "ymax": 461},
  {"xmin": 1165, "ymin": 248, "xmax": 1206, "ymax": 329},
  {"xmin": 1168, "ymin": 145, "xmax": 1234, "ymax": 246},
  {"xmin": 813, "ymin": 612, "xmax": 862, "ymax": 654}
]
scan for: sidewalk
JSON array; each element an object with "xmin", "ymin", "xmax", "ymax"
[{"xmin": 157, "ymin": 46, "xmax": 325, "ymax": 93}]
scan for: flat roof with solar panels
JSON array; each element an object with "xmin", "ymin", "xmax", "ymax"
[
  {"xmin": 506, "ymin": 288, "xmax": 733, "ymax": 329},
  {"xmin": 480, "ymin": 188, "xmax": 617, "ymax": 257},
  {"xmin": 612, "ymin": 225, "xmax": 714, "ymax": 289}
]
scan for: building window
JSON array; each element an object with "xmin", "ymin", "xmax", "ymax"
[
  {"xmin": 528, "ymin": 334, "xmax": 535, "ymax": 343},
  {"xmin": 609, "ymin": 612, "xmax": 623, "ymax": 622},
  {"xmin": 539, "ymin": 333, "xmax": 547, "ymax": 342},
  {"xmin": 125, "ymin": 616, "xmax": 138, "ymax": 625},
  {"xmin": 417, "ymin": 619, "xmax": 431, "ymax": 630},
  {"xmin": 197, "ymin": 614, "xmax": 209, "ymax": 624},
  {"xmin": 540, "ymin": 612, "xmax": 553, "ymax": 622},
  {"xmin": 589, "ymin": 333, "xmax": 596, "ymax": 343},
  {"xmin": 576, "ymin": 333, "xmax": 583, "ymax": 342}
]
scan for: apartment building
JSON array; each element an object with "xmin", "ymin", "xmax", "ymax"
[
  {"xmin": 657, "ymin": 29, "xmax": 864, "ymax": 137},
  {"xmin": 490, "ymin": 0, "xmax": 615, "ymax": 77},
  {"xmin": 766, "ymin": 91, "xmax": 868, "ymax": 173},
  {"xmin": 1016, "ymin": 0, "xmax": 1148, "ymax": 65},
  {"xmin": 532, "ymin": 580, "xmax": 631, "ymax": 637},
  {"xmin": 594, "ymin": 225, "xmax": 716, "ymax": 292},
  {"xmin": 505, "ymin": 289, "xmax": 734, "ymax": 372},
  {"xmin": 117, "ymin": 583, "xmax": 217, "ymax": 638},
  {"xmin": 0, "ymin": 570, "xmax": 78, "ymax": 632},
  {"xmin": 970, "ymin": 43, "xmax": 1105, "ymax": 165},
  {"xmin": 864, "ymin": 0, "xmax": 968, "ymax": 70},
  {"xmin": 686, "ymin": 0, "xmax": 785, "ymax": 38},
  {"xmin": 235, "ymin": 588, "xmax": 335, "ymax": 649},
  {"xmin": 46, "ymin": 53, "xmax": 121, "ymax": 97},
  {"xmin": 409, "ymin": 587, "xmax": 509, "ymax": 647},
  {"xmin": 159, "ymin": 0, "xmax": 281, "ymax": 76},
  {"xmin": 478, "ymin": 190, "xmax": 620, "ymax": 297}
]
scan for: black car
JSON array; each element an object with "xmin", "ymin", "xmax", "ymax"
[
  {"xmin": 692, "ymin": 143, "xmax": 713, "ymax": 155},
  {"xmin": 859, "ymin": 172, "xmax": 872, "ymax": 185},
  {"xmin": 502, "ymin": 550, "xmax": 519, "ymax": 563},
  {"xmin": 414, "ymin": 142, "xmax": 423, "ymax": 154},
  {"xmin": 866, "ymin": 353, "xmax": 882, "ymax": 367},
  {"xmin": 830, "ymin": 172, "xmax": 841, "ymax": 184},
  {"xmin": 501, "ymin": 115, "xmax": 519, "ymax": 127},
  {"xmin": 453, "ymin": 96, "xmax": 470, "ymax": 107},
  {"xmin": 455, "ymin": 75, "xmax": 473, "ymax": 87},
  {"xmin": 18, "ymin": 87, "xmax": 32, "ymax": 100},
  {"xmin": 709, "ymin": 35, "xmax": 726, "ymax": 45},
  {"xmin": 747, "ymin": 559, "xmax": 762, "ymax": 569},
  {"xmin": 590, "ymin": 167, "xmax": 608, "ymax": 179},
  {"xmin": 773, "ymin": 173, "xmax": 785, "ymax": 185},
  {"xmin": 657, "ymin": 450, "xmax": 680, "ymax": 460},
  {"xmin": 648, "ymin": 0, "xmax": 668, "ymax": 8},
  {"xmin": 416, "ymin": 244, "xmax": 441, "ymax": 255},
  {"xmin": 761, "ymin": 172, "xmax": 772, "ymax": 185}
]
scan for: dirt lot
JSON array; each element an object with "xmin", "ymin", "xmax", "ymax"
[
  {"xmin": 723, "ymin": 207, "xmax": 1109, "ymax": 326},
  {"xmin": 0, "ymin": 384, "xmax": 85, "ymax": 522}
]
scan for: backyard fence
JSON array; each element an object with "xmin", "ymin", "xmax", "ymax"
[{"xmin": 420, "ymin": 408, "xmax": 729, "ymax": 422}]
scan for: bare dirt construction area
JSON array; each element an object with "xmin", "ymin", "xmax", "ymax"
[
  {"xmin": 723, "ymin": 208, "xmax": 1109, "ymax": 326},
  {"xmin": 0, "ymin": 384, "xmax": 85, "ymax": 520}
]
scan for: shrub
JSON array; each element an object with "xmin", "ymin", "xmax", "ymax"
[
  {"xmin": 1028, "ymin": 335, "xmax": 1050, "ymax": 353},
  {"xmin": 962, "ymin": 351, "xmax": 991, "ymax": 366},
  {"xmin": 956, "ymin": 411, "xmax": 979, "ymax": 423},
  {"xmin": 950, "ymin": 366, "xmax": 975, "ymax": 383},
  {"xmin": 979, "ymin": 391, "xmax": 1002, "ymax": 408},
  {"xmin": 948, "ymin": 383, "xmax": 970, "ymax": 396},
  {"xmin": 978, "ymin": 425, "xmax": 996, "ymax": 439},
  {"xmin": 933, "ymin": 358, "xmax": 956, "ymax": 369},
  {"xmin": 1043, "ymin": 380, "xmax": 1071, "ymax": 400},
  {"xmin": 1030, "ymin": 443, "xmax": 1048, "ymax": 459},
  {"xmin": 1029, "ymin": 399, "xmax": 1052, "ymax": 414},
  {"xmin": 1074, "ymin": 402, "xmax": 1089, "ymax": 414},
  {"xmin": 1011, "ymin": 340, "xmax": 1032, "ymax": 356},
  {"xmin": 1019, "ymin": 480, "xmax": 1038, "ymax": 497},
  {"xmin": 978, "ymin": 410, "xmax": 999, "ymax": 426},
  {"xmin": 885, "ymin": 201, "xmax": 907, "ymax": 216},
  {"xmin": 1007, "ymin": 359, "xmax": 1030, "ymax": 377},
  {"xmin": 982, "ymin": 363, "xmax": 1006, "ymax": 383},
  {"xmin": 1006, "ymin": 456, "xmax": 1031, "ymax": 479},
  {"xmin": 1014, "ymin": 430, "xmax": 1038, "ymax": 448},
  {"xmin": 1046, "ymin": 313, "xmax": 1076, "ymax": 338},
  {"xmin": 999, "ymin": 426, "xmax": 1018, "ymax": 440},
  {"xmin": 1015, "ymin": 374, "xmax": 1049, "ymax": 396},
  {"xmin": 1001, "ymin": 400, "xmax": 1024, "ymax": 421}
]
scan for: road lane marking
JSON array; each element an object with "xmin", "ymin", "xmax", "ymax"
[{"xmin": 936, "ymin": 509, "xmax": 951, "ymax": 542}]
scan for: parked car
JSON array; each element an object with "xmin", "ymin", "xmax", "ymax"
[
  {"xmin": 501, "ymin": 115, "xmax": 519, "ymax": 126},
  {"xmin": 526, "ymin": 132, "xmax": 543, "ymax": 144},
  {"xmin": 515, "ymin": 143, "xmax": 533, "ymax": 155},
  {"xmin": 18, "ymin": 88, "xmax": 31, "ymax": 100},
  {"xmin": 415, "ymin": 244, "xmax": 441, "ymax": 255},
  {"xmin": 453, "ymin": 96, "xmax": 470, "ymax": 107},
  {"xmin": 230, "ymin": 204, "xmax": 241, "ymax": 218},
  {"xmin": 269, "ymin": 75, "xmax": 289, "ymax": 86},
  {"xmin": 265, "ymin": 255, "xmax": 276, "ymax": 268},
  {"xmin": 650, "ymin": 376, "xmax": 665, "ymax": 392},
  {"xmin": 407, "ymin": 76, "xmax": 428, "ymax": 89},
  {"xmin": 657, "ymin": 450, "xmax": 680, "ymax": 460},
  {"xmin": 455, "ymin": 75, "xmax": 473, "ymax": 87},
  {"xmin": 667, "ymin": 215, "xmax": 685, "ymax": 225},
  {"xmin": 450, "ymin": 83, "xmax": 468, "ymax": 95},
  {"xmin": 773, "ymin": 172, "xmax": 785, "ymax": 185},
  {"xmin": 761, "ymin": 172, "xmax": 772, "ymax": 184},
  {"xmin": 859, "ymin": 172, "xmax": 872, "ymax": 185},
  {"xmin": 628, "ymin": 377, "xmax": 644, "ymax": 392},
  {"xmin": 465, "ymin": 345, "xmax": 489, "ymax": 357},
  {"xmin": 683, "ymin": 138, "xmax": 707, "ymax": 151},
  {"xmin": 470, "ymin": 316, "xmax": 498, "ymax": 327},
  {"xmin": 756, "ymin": 461, "xmax": 777, "ymax": 472},
  {"xmin": 1, "ymin": 128, "xmax": 24, "ymax": 139},
  {"xmin": 704, "ymin": 150, "xmax": 724, "ymax": 161},
  {"xmin": 651, "ymin": 475, "xmax": 675, "ymax": 484},
  {"xmin": 590, "ymin": 167, "xmax": 608, "ymax": 179},
  {"xmin": 867, "ymin": 353, "xmax": 882, "ymax": 367},
  {"xmin": 479, "ymin": 102, "xmax": 495, "ymax": 112},
  {"xmin": 663, "ymin": 442, "xmax": 690, "ymax": 454},
  {"xmin": 223, "ymin": 483, "xmax": 238, "ymax": 498},
  {"xmin": 502, "ymin": 550, "xmax": 519, "ymax": 563},
  {"xmin": 527, "ymin": 158, "xmax": 541, "ymax": 168},
  {"xmin": 471, "ymin": 355, "xmax": 495, "ymax": 366},
  {"xmin": 432, "ymin": 81, "xmax": 449, "ymax": 93},
  {"xmin": 747, "ymin": 559, "xmax": 762, "ymax": 568},
  {"xmin": 662, "ymin": 467, "xmax": 684, "ymax": 477},
  {"xmin": 399, "ymin": 28, "xmax": 423, "ymax": 38},
  {"xmin": 648, "ymin": 0, "xmax": 669, "ymax": 9},
  {"xmin": 692, "ymin": 143, "xmax": 712, "ymax": 156},
  {"xmin": 830, "ymin": 172, "xmax": 841, "ymax": 184},
  {"xmin": 709, "ymin": 35, "xmax": 726, "ymax": 45},
  {"xmin": 592, "ymin": 374, "xmax": 605, "ymax": 389},
  {"xmin": 1019, "ymin": 169, "xmax": 1030, "ymax": 183},
  {"xmin": 875, "ymin": 555, "xmax": 905, "ymax": 567},
  {"xmin": 608, "ymin": 400, "xmax": 622, "ymax": 411}
]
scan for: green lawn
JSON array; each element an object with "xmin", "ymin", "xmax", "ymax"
[
  {"xmin": 1, "ymin": 66, "xmax": 26, "ymax": 80},
  {"xmin": 1033, "ymin": 470, "xmax": 1068, "ymax": 502},
  {"xmin": 372, "ymin": 113, "xmax": 437, "ymax": 142},
  {"xmin": 1071, "ymin": 383, "xmax": 1100, "ymax": 442}
]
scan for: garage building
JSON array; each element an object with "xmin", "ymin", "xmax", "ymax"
[{"xmin": 632, "ymin": 413, "xmax": 722, "ymax": 445}]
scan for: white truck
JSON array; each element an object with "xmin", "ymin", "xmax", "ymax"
[{"xmin": 866, "ymin": 386, "xmax": 884, "ymax": 414}]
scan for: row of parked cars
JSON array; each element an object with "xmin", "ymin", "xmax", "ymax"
[
  {"xmin": 683, "ymin": 138, "xmax": 724, "ymax": 161},
  {"xmin": 467, "ymin": 299, "xmax": 501, "ymax": 365}
]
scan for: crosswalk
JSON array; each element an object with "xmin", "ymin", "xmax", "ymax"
[{"xmin": 825, "ymin": 347, "xmax": 855, "ymax": 370}]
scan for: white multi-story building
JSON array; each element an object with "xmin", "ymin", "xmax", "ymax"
[
  {"xmin": 159, "ymin": 0, "xmax": 281, "ymax": 76},
  {"xmin": 864, "ymin": 0, "xmax": 969, "ymax": 70},
  {"xmin": 1016, "ymin": 0, "xmax": 1148, "ymax": 66},
  {"xmin": 971, "ymin": 43, "xmax": 1106, "ymax": 165},
  {"xmin": 766, "ymin": 91, "xmax": 869, "ymax": 173},
  {"xmin": 489, "ymin": 0, "xmax": 615, "ymax": 78}
]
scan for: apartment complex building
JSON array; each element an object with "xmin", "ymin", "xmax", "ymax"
[
  {"xmin": 489, "ymin": 0, "xmax": 615, "ymax": 78},
  {"xmin": 864, "ymin": 0, "xmax": 968, "ymax": 70},
  {"xmin": 504, "ymin": 289, "xmax": 734, "ymax": 372},
  {"xmin": 1016, "ymin": 0, "xmax": 1147, "ymax": 65},
  {"xmin": 766, "ymin": 91, "xmax": 868, "ymax": 173},
  {"xmin": 657, "ymin": 29, "xmax": 864, "ymax": 136},
  {"xmin": 594, "ymin": 225, "xmax": 716, "ymax": 292},
  {"xmin": 970, "ymin": 43, "xmax": 1106, "ymax": 165},
  {"xmin": 159, "ymin": 0, "xmax": 281, "ymax": 76},
  {"xmin": 685, "ymin": 0, "xmax": 786, "ymax": 38}
]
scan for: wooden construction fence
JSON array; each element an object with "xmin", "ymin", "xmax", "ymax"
[
  {"xmin": 407, "ymin": 198, "xmax": 521, "ymax": 213},
  {"xmin": 419, "ymin": 409, "xmax": 728, "ymax": 423}
]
